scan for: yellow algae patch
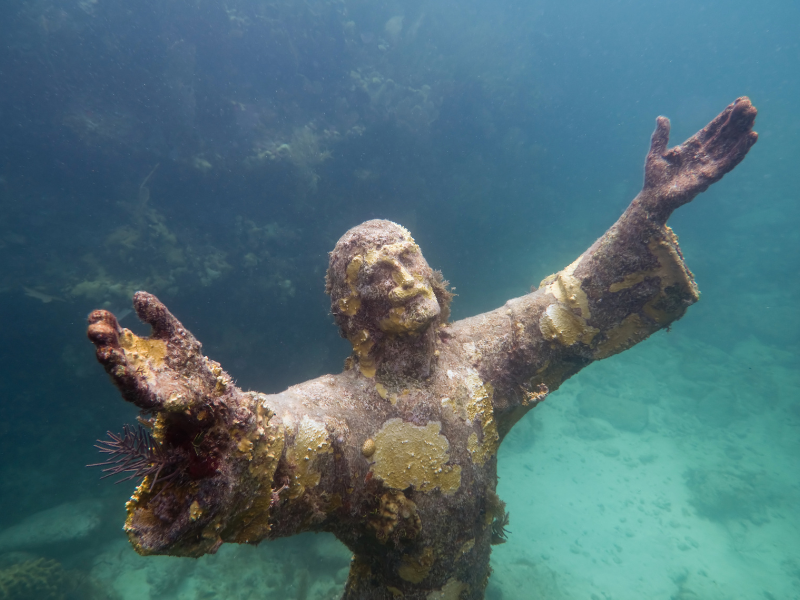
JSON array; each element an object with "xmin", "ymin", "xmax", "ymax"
[
  {"xmin": 593, "ymin": 314, "xmax": 651, "ymax": 359},
  {"xmin": 440, "ymin": 379, "xmax": 470, "ymax": 421},
  {"xmin": 468, "ymin": 433, "xmax": 488, "ymax": 465},
  {"xmin": 371, "ymin": 419, "xmax": 461, "ymax": 494},
  {"xmin": 341, "ymin": 298, "xmax": 361, "ymax": 314},
  {"xmin": 338, "ymin": 295, "xmax": 361, "ymax": 318},
  {"xmin": 189, "ymin": 500, "xmax": 203, "ymax": 522},
  {"xmin": 349, "ymin": 329, "xmax": 376, "ymax": 377},
  {"xmin": 643, "ymin": 231, "xmax": 699, "ymax": 323},
  {"xmin": 609, "ymin": 271, "xmax": 649, "ymax": 293},
  {"xmin": 379, "ymin": 297, "xmax": 435, "ymax": 334},
  {"xmin": 458, "ymin": 538, "xmax": 475, "ymax": 558},
  {"xmin": 363, "ymin": 236, "xmax": 418, "ymax": 270},
  {"xmin": 252, "ymin": 403, "xmax": 285, "ymax": 472},
  {"xmin": 346, "ymin": 254, "xmax": 364, "ymax": 283},
  {"xmin": 398, "ymin": 547, "xmax": 434, "ymax": 583},
  {"xmin": 118, "ymin": 329, "xmax": 167, "ymax": 372},
  {"xmin": 606, "ymin": 229, "xmax": 698, "ymax": 324},
  {"xmin": 236, "ymin": 438, "xmax": 254, "ymax": 460},
  {"xmin": 440, "ymin": 396, "xmax": 456, "ymax": 413},
  {"xmin": 389, "ymin": 257, "xmax": 417, "ymax": 288},
  {"xmin": 338, "ymin": 255, "xmax": 364, "ymax": 316},
  {"xmin": 427, "ymin": 578, "xmax": 469, "ymax": 600},
  {"xmin": 463, "ymin": 371, "xmax": 499, "ymax": 465},
  {"xmin": 385, "ymin": 265, "xmax": 435, "ymax": 306},
  {"xmin": 208, "ymin": 362, "xmax": 231, "ymax": 395},
  {"xmin": 348, "ymin": 558, "xmax": 374, "ymax": 592},
  {"xmin": 151, "ymin": 413, "xmax": 170, "ymax": 443},
  {"xmin": 286, "ymin": 415, "xmax": 331, "ymax": 498},
  {"xmin": 358, "ymin": 359, "xmax": 376, "ymax": 378},
  {"xmin": 232, "ymin": 396, "xmax": 285, "ymax": 543},
  {"xmin": 652, "ymin": 228, "xmax": 695, "ymax": 287},
  {"xmin": 388, "ymin": 275, "xmax": 433, "ymax": 304},
  {"xmin": 163, "ymin": 391, "xmax": 191, "ymax": 412},
  {"xmin": 375, "ymin": 382, "xmax": 389, "ymax": 399},
  {"xmin": 368, "ymin": 491, "xmax": 421, "ymax": 543},
  {"xmin": 541, "ymin": 256, "xmax": 590, "ymax": 318},
  {"xmin": 379, "ymin": 307, "xmax": 412, "ymax": 334},
  {"xmin": 539, "ymin": 303, "xmax": 599, "ymax": 347},
  {"xmin": 249, "ymin": 419, "xmax": 284, "ymax": 482},
  {"xmin": 361, "ymin": 438, "xmax": 376, "ymax": 458}
]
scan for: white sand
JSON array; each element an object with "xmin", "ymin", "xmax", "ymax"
[{"xmin": 493, "ymin": 329, "xmax": 800, "ymax": 599}]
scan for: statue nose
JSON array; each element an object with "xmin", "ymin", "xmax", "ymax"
[{"xmin": 396, "ymin": 264, "xmax": 415, "ymax": 288}]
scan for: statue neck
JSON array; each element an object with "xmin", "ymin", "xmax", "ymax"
[{"xmin": 351, "ymin": 324, "xmax": 439, "ymax": 382}]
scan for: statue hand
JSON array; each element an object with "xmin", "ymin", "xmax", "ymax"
[
  {"xmin": 88, "ymin": 292, "xmax": 263, "ymax": 557},
  {"xmin": 640, "ymin": 96, "xmax": 758, "ymax": 223},
  {"xmin": 87, "ymin": 291, "xmax": 222, "ymax": 412}
]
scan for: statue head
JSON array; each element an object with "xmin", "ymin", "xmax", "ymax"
[{"xmin": 326, "ymin": 220, "xmax": 451, "ymax": 376}]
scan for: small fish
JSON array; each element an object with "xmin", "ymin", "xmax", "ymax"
[
  {"xmin": 108, "ymin": 307, "xmax": 133, "ymax": 322},
  {"xmin": 23, "ymin": 286, "xmax": 64, "ymax": 304}
]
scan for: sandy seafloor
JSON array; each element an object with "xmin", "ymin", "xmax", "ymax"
[
  {"xmin": 74, "ymin": 320, "xmax": 798, "ymax": 600},
  {"xmin": 492, "ymin": 330, "xmax": 800, "ymax": 600}
]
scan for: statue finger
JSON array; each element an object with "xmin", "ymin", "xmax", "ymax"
[
  {"xmin": 648, "ymin": 115, "xmax": 671, "ymax": 157},
  {"xmin": 697, "ymin": 96, "xmax": 758, "ymax": 158},
  {"xmin": 87, "ymin": 309, "xmax": 163, "ymax": 410},
  {"xmin": 133, "ymin": 291, "xmax": 181, "ymax": 340}
]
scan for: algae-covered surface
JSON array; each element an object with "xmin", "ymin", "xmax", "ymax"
[{"xmin": 0, "ymin": 0, "xmax": 798, "ymax": 598}]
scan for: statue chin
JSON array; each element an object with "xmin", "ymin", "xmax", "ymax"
[{"xmin": 378, "ymin": 295, "xmax": 441, "ymax": 335}]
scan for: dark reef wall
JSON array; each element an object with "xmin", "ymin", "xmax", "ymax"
[{"xmin": 0, "ymin": 0, "xmax": 547, "ymax": 394}]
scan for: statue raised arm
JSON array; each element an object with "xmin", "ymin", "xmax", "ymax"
[{"xmin": 87, "ymin": 97, "xmax": 757, "ymax": 599}]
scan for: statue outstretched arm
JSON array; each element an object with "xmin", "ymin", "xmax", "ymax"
[
  {"xmin": 88, "ymin": 293, "xmax": 370, "ymax": 556},
  {"xmin": 88, "ymin": 295, "xmax": 282, "ymax": 557},
  {"xmin": 447, "ymin": 97, "xmax": 758, "ymax": 436}
]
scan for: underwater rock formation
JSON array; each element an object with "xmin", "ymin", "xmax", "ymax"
[
  {"xmin": 87, "ymin": 98, "xmax": 757, "ymax": 599},
  {"xmin": 0, "ymin": 500, "xmax": 102, "ymax": 553}
]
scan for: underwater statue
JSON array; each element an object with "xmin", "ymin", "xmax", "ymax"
[{"xmin": 87, "ymin": 98, "xmax": 757, "ymax": 599}]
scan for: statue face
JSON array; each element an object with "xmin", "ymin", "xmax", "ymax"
[
  {"xmin": 330, "ymin": 221, "xmax": 441, "ymax": 338},
  {"xmin": 328, "ymin": 220, "xmax": 446, "ymax": 377},
  {"xmin": 361, "ymin": 239, "xmax": 440, "ymax": 334}
]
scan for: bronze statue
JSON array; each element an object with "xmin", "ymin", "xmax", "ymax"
[{"xmin": 87, "ymin": 98, "xmax": 758, "ymax": 599}]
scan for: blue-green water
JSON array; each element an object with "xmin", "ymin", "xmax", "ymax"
[{"xmin": 0, "ymin": 0, "xmax": 797, "ymax": 598}]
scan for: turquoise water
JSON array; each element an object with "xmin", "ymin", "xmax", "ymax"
[{"xmin": 0, "ymin": 0, "xmax": 797, "ymax": 598}]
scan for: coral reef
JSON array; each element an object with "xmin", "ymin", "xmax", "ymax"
[
  {"xmin": 3, "ymin": 0, "xmax": 539, "ymax": 316},
  {"xmin": 86, "ymin": 99, "xmax": 757, "ymax": 598},
  {"xmin": 0, "ymin": 558, "xmax": 67, "ymax": 600},
  {"xmin": 0, "ymin": 557, "xmax": 117, "ymax": 600},
  {"xmin": 24, "ymin": 172, "xmax": 298, "ymax": 307}
]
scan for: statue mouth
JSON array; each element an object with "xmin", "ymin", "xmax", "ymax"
[{"xmin": 378, "ymin": 293, "xmax": 440, "ymax": 334}]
